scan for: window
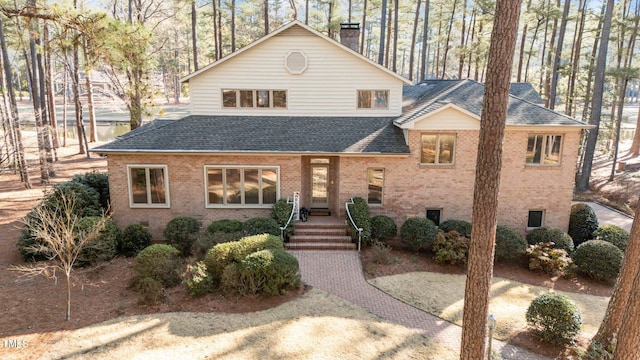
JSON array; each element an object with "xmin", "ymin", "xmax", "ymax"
[
  {"xmin": 357, "ymin": 90, "xmax": 389, "ymax": 109},
  {"xmin": 528, "ymin": 210, "xmax": 544, "ymax": 228},
  {"xmin": 426, "ymin": 209, "xmax": 442, "ymax": 226},
  {"xmin": 421, "ymin": 134, "xmax": 456, "ymax": 164},
  {"xmin": 526, "ymin": 134, "xmax": 562, "ymax": 165},
  {"xmin": 127, "ymin": 165, "xmax": 169, "ymax": 208},
  {"xmin": 205, "ymin": 166, "xmax": 278, "ymax": 207},
  {"xmin": 222, "ymin": 90, "xmax": 287, "ymax": 109},
  {"xmin": 367, "ymin": 168, "xmax": 384, "ymax": 205}
]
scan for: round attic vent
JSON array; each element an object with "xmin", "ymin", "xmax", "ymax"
[{"xmin": 285, "ymin": 50, "xmax": 307, "ymax": 74}]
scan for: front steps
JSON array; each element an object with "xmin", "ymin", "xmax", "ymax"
[{"xmin": 286, "ymin": 218, "xmax": 356, "ymax": 250}]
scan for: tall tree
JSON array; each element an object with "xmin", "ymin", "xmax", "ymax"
[
  {"xmin": 264, "ymin": 0, "xmax": 269, "ymax": 35},
  {"xmin": 191, "ymin": 0, "xmax": 198, "ymax": 69},
  {"xmin": 548, "ymin": 0, "xmax": 571, "ymax": 110},
  {"xmin": 230, "ymin": 0, "xmax": 236, "ymax": 52},
  {"xmin": 392, "ymin": 0, "xmax": 398, "ymax": 73},
  {"xmin": 460, "ymin": 0, "xmax": 522, "ymax": 359},
  {"xmin": 576, "ymin": 0, "xmax": 614, "ymax": 192},
  {"xmin": 359, "ymin": 0, "xmax": 367, "ymax": 54},
  {"xmin": 378, "ymin": 0, "xmax": 387, "ymax": 65},
  {"xmin": 420, "ymin": 0, "xmax": 429, "ymax": 81},
  {"xmin": 408, "ymin": 0, "xmax": 422, "ymax": 81}
]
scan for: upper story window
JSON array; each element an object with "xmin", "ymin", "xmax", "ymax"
[
  {"xmin": 205, "ymin": 166, "xmax": 279, "ymax": 207},
  {"xmin": 367, "ymin": 168, "xmax": 384, "ymax": 205},
  {"xmin": 127, "ymin": 165, "xmax": 170, "ymax": 208},
  {"xmin": 526, "ymin": 134, "xmax": 562, "ymax": 166},
  {"xmin": 357, "ymin": 90, "xmax": 389, "ymax": 109},
  {"xmin": 421, "ymin": 134, "xmax": 455, "ymax": 165},
  {"xmin": 222, "ymin": 89, "xmax": 287, "ymax": 109}
]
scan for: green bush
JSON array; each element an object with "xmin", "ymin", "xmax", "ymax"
[
  {"xmin": 133, "ymin": 244, "xmax": 181, "ymax": 287},
  {"xmin": 203, "ymin": 234, "xmax": 283, "ymax": 281},
  {"xmin": 568, "ymin": 203, "xmax": 599, "ymax": 247},
  {"xmin": 347, "ymin": 197, "xmax": 372, "ymax": 245},
  {"xmin": 495, "ymin": 226, "xmax": 528, "ymax": 261},
  {"xmin": 526, "ymin": 242, "xmax": 572, "ymax": 275},
  {"xmin": 75, "ymin": 217, "xmax": 120, "ymax": 267},
  {"xmin": 228, "ymin": 248, "xmax": 301, "ymax": 296},
  {"xmin": 370, "ymin": 215, "xmax": 397, "ymax": 243},
  {"xmin": 271, "ymin": 199, "xmax": 294, "ymax": 239},
  {"xmin": 43, "ymin": 181, "xmax": 102, "ymax": 218},
  {"xmin": 193, "ymin": 231, "xmax": 244, "ymax": 259},
  {"xmin": 120, "ymin": 224, "xmax": 152, "ymax": 257},
  {"xmin": 71, "ymin": 172, "xmax": 110, "ymax": 211},
  {"xmin": 163, "ymin": 216, "xmax": 201, "ymax": 256},
  {"xmin": 573, "ymin": 240, "xmax": 623, "ymax": 281},
  {"xmin": 433, "ymin": 231, "xmax": 469, "ymax": 266},
  {"xmin": 242, "ymin": 217, "xmax": 280, "ymax": 236},
  {"xmin": 526, "ymin": 227, "xmax": 575, "ymax": 253},
  {"xmin": 594, "ymin": 225, "xmax": 629, "ymax": 252},
  {"xmin": 400, "ymin": 217, "xmax": 438, "ymax": 251},
  {"xmin": 438, "ymin": 220, "xmax": 472, "ymax": 237},
  {"xmin": 207, "ymin": 219, "xmax": 243, "ymax": 234},
  {"xmin": 183, "ymin": 261, "xmax": 214, "ymax": 296},
  {"xmin": 526, "ymin": 292, "xmax": 582, "ymax": 345},
  {"xmin": 17, "ymin": 206, "xmax": 53, "ymax": 262}
]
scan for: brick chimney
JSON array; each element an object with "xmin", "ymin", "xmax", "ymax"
[{"xmin": 340, "ymin": 22, "xmax": 360, "ymax": 52}]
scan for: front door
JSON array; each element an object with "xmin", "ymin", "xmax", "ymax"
[{"xmin": 311, "ymin": 165, "xmax": 329, "ymax": 208}]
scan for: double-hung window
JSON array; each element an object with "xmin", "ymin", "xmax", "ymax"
[
  {"xmin": 127, "ymin": 165, "xmax": 169, "ymax": 208},
  {"xmin": 421, "ymin": 134, "xmax": 456, "ymax": 164},
  {"xmin": 205, "ymin": 166, "xmax": 279, "ymax": 207},
  {"xmin": 526, "ymin": 134, "xmax": 562, "ymax": 165},
  {"xmin": 367, "ymin": 168, "xmax": 384, "ymax": 205},
  {"xmin": 357, "ymin": 90, "xmax": 389, "ymax": 109}
]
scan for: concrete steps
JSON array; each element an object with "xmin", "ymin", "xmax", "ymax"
[{"xmin": 285, "ymin": 219, "xmax": 356, "ymax": 250}]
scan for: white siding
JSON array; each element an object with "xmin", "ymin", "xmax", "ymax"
[
  {"xmin": 413, "ymin": 107, "xmax": 480, "ymax": 130},
  {"xmin": 188, "ymin": 26, "xmax": 404, "ymax": 117}
]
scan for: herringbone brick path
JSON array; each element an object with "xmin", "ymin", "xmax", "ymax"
[{"xmin": 289, "ymin": 250, "xmax": 550, "ymax": 360}]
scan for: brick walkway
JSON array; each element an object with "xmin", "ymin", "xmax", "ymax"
[{"xmin": 289, "ymin": 250, "xmax": 549, "ymax": 360}]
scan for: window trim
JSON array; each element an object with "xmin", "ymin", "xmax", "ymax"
[
  {"xmin": 204, "ymin": 165, "xmax": 280, "ymax": 208},
  {"xmin": 127, "ymin": 164, "xmax": 170, "ymax": 208},
  {"xmin": 525, "ymin": 134, "xmax": 563, "ymax": 167},
  {"xmin": 356, "ymin": 89, "xmax": 390, "ymax": 110},
  {"xmin": 420, "ymin": 133, "xmax": 457, "ymax": 165},
  {"xmin": 426, "ymin": 208, "xmax": 442, "ymax": 226},
  {"xmin": 527, "ymin": 210, "xmax": 545, "ymax": 229},
  {"xmin": 221, "ymin": 89, "xmax": 288, "ymax": 109},
  {"xmin": 367, "ymin": 168, "xmax": 385, "ymax": 206}
]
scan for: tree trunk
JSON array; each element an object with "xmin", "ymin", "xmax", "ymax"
[
  {"xmin": 264, "ymin": 0, "xmax": 269, "ymax": 35},
  {"xmin": 565, "ymin": 0, "xmax": 586, "ymax": 116},
  {"xmin": 614, "ymin": 257, "xmax": 640, "ymax": 359},
  {"xmin": 43, "ymin": 22, "xmax": 59, "ymax": 149},
  {"xmin": 62, "ymin": 69, "xmax": 67, "ymax": 147},
  {"xmin": 384, "ymin": 2, "xmax": 392, "ymax": 68},
  {"xmin": 217, "ymin": 0, "xmax": 223, "ymax": 57},
  {"xmin": 230, "ymin": 0, "xmax": 236, "ymax": 52},
  {"xmin": 66, "ymin": 271, "xmax": 71, "ymax": 321},
  {"xmin": 548, "ymin": 0, "xmax": 571, "ymax": 110},
  {"xmin": 457, "ymin": 0, "xmax": 467, "ymax": 79},
  {"xmin": 408, "ymin": 0, "xmax": 422, "ymax": 81},
  {"xmin": 191, "ymin": 0, "xmax": 199, "ymax": 69},
  {"xmin": 576, "ymin": 0, "xmax": 614, "ymax": 192},
  {"xmin": 420, "ymin": 0, "xmax": 429, "ymax": 81},
  {"xmin": 392, "ymin": 0, "xmax": 399, "ymax": 73},
  {"xmin": 517, "ymin": 0, "xmax": 533, "ymax": 82},
  {"xmin": 441, "ymin": 0, "xmax": 458, "ymax": 78},
  {"xmin": 630, "ymin": 108, "xmax": 640, "ymax": 155},
  {"xmin": 72, "ymin": 32, "xmax": 86, "ymax": 155},
  {"xmin": 460, "ymin": 0, "xmax": 522, "ymax": 358},
  {"xmin": 360, "ymin": 0, "xmax": 367, "ymax": 54},
  {"xmin": 212, "ymin": 0, "xmax": 219, "ymax": 60},
  {"xmin": 580, "ymin": 2, "xmax": 606, "ymax": 123},
  {"xmin": 82, "ymin": 39, "xmax": 97, "ymax": 143},
  {"xmin": 543, "ymin": 0, "xmax": 559, "ymax": 107},
  {"xmin": 378, "ymin": 0, "xmax": 387, "ymax": 65}
]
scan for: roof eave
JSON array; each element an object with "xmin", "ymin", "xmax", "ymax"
[{"xmin": 89, "ymin": 149, "xmax": 410, "ymax": 156}]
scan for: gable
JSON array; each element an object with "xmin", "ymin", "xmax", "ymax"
[{"xmin": 411, "ymin": 105, "xmax": 480, "ymax": 130}]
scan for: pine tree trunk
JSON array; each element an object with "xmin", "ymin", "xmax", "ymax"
[
  {"xmin": 72, "ymin": 33, "xmax": 86, "ymax": 155},
  {"xmin": 212, "ymin": 0, "xmax": 219, "ymax": 60},
  {"xmin": 264, "ymin": 0, "xmax": 269, "ymax": 35},
  {"xmin": 82, "ymin": 37, "xmax": 97, "ymax": 143},
  {"xmin": 441, "ymin": 0, "xmax": 458, "ymax": 78},
  {"xmin": 420, "ymin": 0, "xmax": 429, "ymax": 81},
  {"xmin": 548, "ymin": 0, "xmax": 570, "ymax": 110},
  {"xmin": 408, "ymin": 0, "xmax": 422, "ymax": 81},
  {"xmin": 360, "ymin": 0, "xmax": 367, "ymax": 54},
  {"xmin": 517, "ymin": 0, "xmax": 532, "ymax": 82},
  {"xmin": 392, "ymin": 0, "xmax": 399, "ymax": 73},
  {"xmin": 457, "ymin": 0, "xmax": 467, "ymax": 79},
  {"xmin": 614, "ymin": 262, "xmax": 640, "ymax": 359},
  {"xmin": 565, "ymin": 0, "xmax": 586, "ymax": 116},
  {"xmin": 543, "ymin": 0, "xmax": 559, "ymax": 107},
  {"xmin": 384, "ymin": 3, "xmax": 392, "ymax": 68},
  {"xmin": 230, "ymin": 0, "xmax": 236, "ymax": 52},
  {"xmin": 192, "ymin": 0, "xmax": 199, "ymax": 69},
  {"xmin": 378, "ymin": 0, "xmax": 387, "ymax": 65},
  {"xmin": 460, "ymin": 0, "xmax": 522, "ymax": 358},
  {"xmin": 43, "ymin": 22, "xmax": 59, "ymax": 149}
]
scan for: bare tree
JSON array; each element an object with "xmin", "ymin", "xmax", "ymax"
[{"xmin": 460, "ymin": 0, "xmax": 522, "ymax": 358}]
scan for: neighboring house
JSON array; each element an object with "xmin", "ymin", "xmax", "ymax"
[{"xmin": 92, "ymin": 20, "xmax": 590, "ymax": 240}]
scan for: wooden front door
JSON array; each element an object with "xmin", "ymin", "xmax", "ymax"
[{"xmin": 311, "ymin": 164, "xmax": 329, "ymax": 208}]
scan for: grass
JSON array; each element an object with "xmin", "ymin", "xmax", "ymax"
[{"xmin": 369, "ymin": 272, "xmax": 610, "ymax": 341}]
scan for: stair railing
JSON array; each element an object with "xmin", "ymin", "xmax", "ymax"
[
  {"xmin": 280, "ymin": 191, "xmax": 300, "ymax": 241},
  {"xmin": 345, "ymin": 198, "xmax": 363, "ymax": 252}
]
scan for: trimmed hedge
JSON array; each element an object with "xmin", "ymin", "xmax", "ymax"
[
  {"xmin": 594, "ymin": 225, "xmax": 629, "ymax": 252},
  {"xmin": 526, "ymin": 227, "xmax": 575, "ymax": 253},
  {"xmin": 242, "ymin": 217, "xmax": 280, "ymax": 236},
  {"xmin": 163, "ymin": 216, "xmax": 201, "ymax": 256},
  {"xmin": 438, "ymin": 220, "xmax": 472, "ymax": 237},
  {"xmin": 495, "ymin": 225, "xmax": 528, "ymax": 261},
  {"xmin": 370, "ymin": 215, "xmax": 397, "ymax": 243},
  {"xmin": 526, "ymin": 292, "xmax": 582, "ymax": 345},
  {"xmin": 347, "ymin": 197, "xmax": 372, "ymax": 245},
  {"xmin": 400, "ymin": 217, "xmax": 438, "ymax": 251},
  {"xmin": 133, "ymin": 244, "xmax": 181, "ymax": 287},
  {"xmin": 568, "ymin": 203, "xmax": 599, "ymax": 247},
  {"xmin": 229, "ymin": 248, "xmax": 301, "ymax": 296},
  {"xmin": 573, "ymin": 240, "xmax": 624, "ymax": 281},
  {"xmin": 207, "ymin": 219, "xmax": 243, "ymax": 234},
  {"xmin": 271, "ymin": 199, "xmax": 294, "ymax": 239},
  {"xmin": 120, "ymin": 224, "xmax": 152, "ymax": 257}
]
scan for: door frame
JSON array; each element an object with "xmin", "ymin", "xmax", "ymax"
[{"xmin": 310, "ymin": 164, "xmax": 330, "ymax": 209}]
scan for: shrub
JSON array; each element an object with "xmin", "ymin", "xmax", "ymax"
[
  {"xmin": 438, "ymin": 220, "xmax": 472, "ymax": 237},
  {"xmin": 573, "ymin": 240, "xmax": 623, "ymax": 281},
  {"xmin": 526, "ymin": 242, "xmax": 572, "ymax": 275},
  {"xmin": 433, "ymin": 231, "xmax": 469, "ymax": 266},
  {"xmin": 370, "ymin": 215, "xmax": 397, "ymax": 243},
  {"xmin": 132, "ymin": 277, "xmax": 164, "ymax": 305},
  {"xmin": 400, "ymin": 217, "xmax": 438, "ymax": 251},
  {"xmin": 43, "ymin": 181, "xmax": 102, "ymax": 218},
  {"xmin": 227, "ymin": 248, "xmax": 300, "ymax": 296},
  {"xmin": 594, "ymin": 225, "xmax": 629, "ymax": 252},
  {"xmin": 526, "ymin": 227, "xmax": 575, "ymax": 253},
  {"xmin": 347, "ymin": 197, "xmax": 372, "ymax": 245},
  {"xmin": 204, "ymin": 234, "xmax": 283, "ymax": 281},
  {"xmin": 193, "ymin": 231, "xmax": 244, "ymax": 259},
  {"xmin": 120, "ymin": 224, "xmax": 152, "ymax": 257},
  {"xmin": 271, "ymin": 199, "xmax": 294, "ymax": 239},
  {"xmin": 183, "ymin": 261, "xmax": 214, "ymax": 296},
  {"xmin": 75, "ymin": 217, "xmax": 120, "ymax": 266},
  {"xmin": 163, "ymin": 216, "xmax": 201, "ymax": 256},
  {"xmin": 17, "ymin": 207, "xmax": 53, "ymax": 262},
  {"xmin": 568, "ymin": 203, "xmax": 599, "ymax": 247},
  {"xmin": 242, "ymin": 217, "xmax": 280, "ymax": 236},
  {"xmin": 526, "ymin": 292, "xmax": 582, "ymax": 345},
  {"xmin": 369, "ymin": 240, "xmax": 397, "ymax": 265},
  {"xmin": 71, "ymin": 172, "xmax": 110, "ymax": 210},
  {"xmin": 207, "ymin": 219, "xmax": 243, "ymax": 234},
  {"xmin": 133, "ymin": 244, "xmax": 182, "ymax": 287},
  {"xmin": 495, "ymin": 226, "xmax": 528, "ymax": 261}
]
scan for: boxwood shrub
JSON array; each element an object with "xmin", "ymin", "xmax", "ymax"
[
  {"xmin": 242, "ymin": 217, "xmax": 280, "ymax": 236},
  {"xmin": 526, "ymin": 292, "xmax": 582, "ymax": 345},
  {"xmin": 75, "ymin": 217, "xmax": 120, "ymax": 267},
  {"xmin": 132, "ymin": 244, "xmax": 182, "ymax": 287},
  {"xmin": 594, "ymin": 225, "xmax": 629, "ymax": 252},
  {"xmin": 438, "ymin": 220, "xmax": 472, "ymax": 237},
  {"xmin": 71, "ymin": 172, "xmax": 110, "ymax": 211},
  {"xmin": 207, "ymin": 219, "xmax": 243, "ymax": 234},
  {"xmin": 230, "ymin": 248, "xmax": 301, "ymax": 296},
  {"xmin": 370, "ymin": 215, "xmax": 397, "ymax": 243},
  {"xmin": 120, "ymin": 224, "xmax": 152, "ymax": 257},
  {"xmin": 271, "ymin": 199, "xmax": 294, "ymax": 239},
  {"xmin": 163, "ymin": 216, "xmax": 201, "ymax": 256},
  {"xmin": 526, "ymin": 227, "xmax": 575, "ymax": 253},
  {"xmin": 495, "ymin": 225, "xmax": 527, "ymax": 261},
  {"xmin": 573, "ymin": 240, "xmax": 624, "ymax": 281},
  {"xmin": 568, "ymin": 203, "xmax": 599, "ymax": 247},
  {"xmin": 204, "ymin": 234, "xmax": 283, "ymax": 281},
  {"xmin": 400, "ymin": 217, "xmax": 438, "ymax": 251},
  {"xmin": 347, "ymin": 197, "xmax": 372, "ymax": 245}
]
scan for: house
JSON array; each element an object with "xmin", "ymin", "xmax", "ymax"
[{"xmin": 92, "ymin": 20, "xmax": 590, "ymax": 240}]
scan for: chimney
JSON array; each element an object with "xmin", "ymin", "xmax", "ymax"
[{"xmin": 340, "ymin": 22, "xmax": 360, "ymax": 52}]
